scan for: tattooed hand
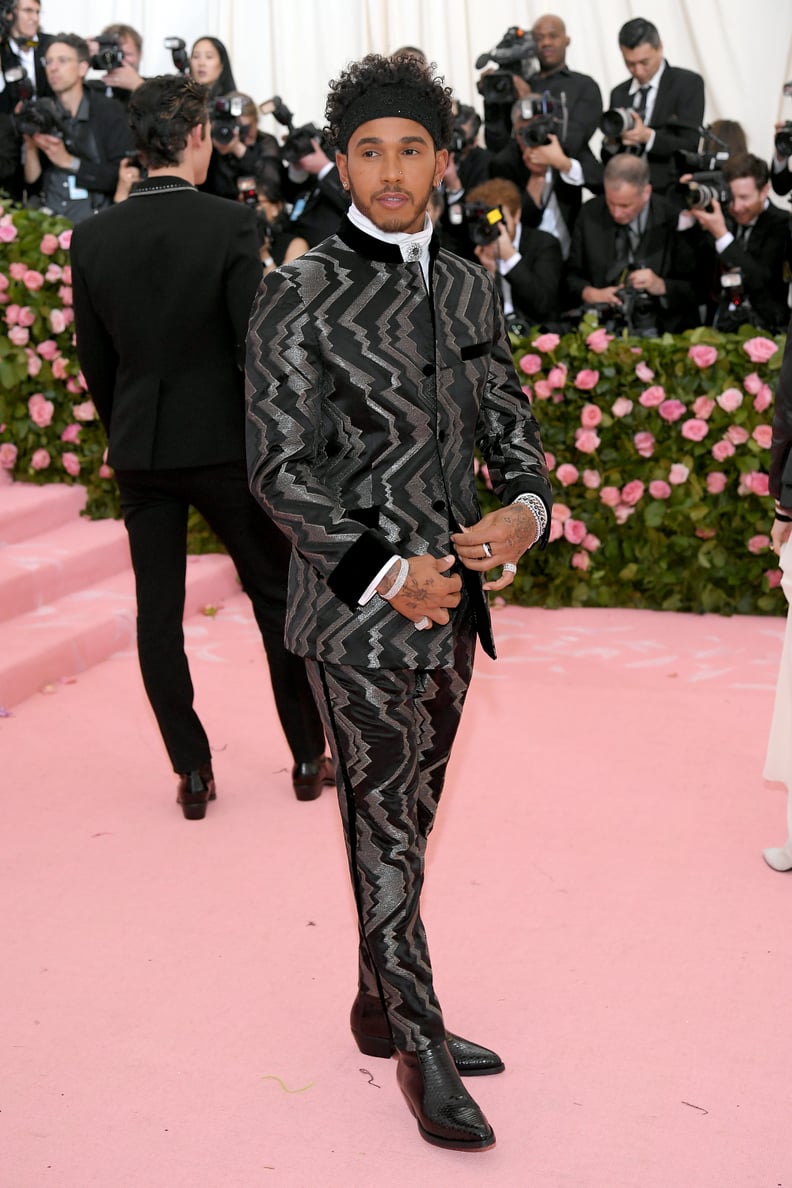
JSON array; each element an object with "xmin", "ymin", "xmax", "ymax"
[
  {"xmin": 451, "ymin": 503, "xmax": 539, "ymax": 592},
  {"xmin": 378, "ymin": 554, "xmax": 462, "ymax": 628}
]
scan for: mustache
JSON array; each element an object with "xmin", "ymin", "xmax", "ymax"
[{"xmin": 373, "ymin": 187, "xmax": 411, "ymax": 198}]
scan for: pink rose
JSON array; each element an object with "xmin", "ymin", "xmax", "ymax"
[
  {"xmin": 45, "ymin": 263, "xmax": 63, "ymax": 282},
  {"xmin": 28, "ymin": 393, "xmax": 54, "ymax": 427},
  {"xmin": 98, "ymin": 463, "xmax": 113, "ymax": 479},
  {"xmin": 548, "ymin": 518, "xmax": 564, "ymax": 542},
  {"xmin": 571, "ymin": 550, "xmax": 590, "ymax": 570},
  {"xmin": 58, "ymin": 229, "xmax": 72, "ymax": 250},
  {"xmin": 754, "ymin": 385, "xmax": 772, "ymax": 414},
  {"xmin": 659, "ymin": 399, "xmax": 685, "ymax": 423},
  {"xmin": 57, "ymin": 285, "xmax": 73, "ymax": 306},
  {"xmin": 716, "ymin": 387, "xmax": 743, "ymax": 413},
  {"xmin": 40, "ymin": 233, "xmax": 60, "ymax": 256},
  {"xmin": 649, "ymin": 480, "xmax": 672, "ymax": 500},
  {"xmin": 611, "ymin": 397, "xmax": 633, "ymax": 418},
  {"xmin": 17, "ymin": 306, "xmax": 35, "ymax": 327},
  {"xmin": 0, "ymin": 273, "xmax": 8, "ymax": 291},
  {"xmin": 551, "ymin": 502, "xmax": 571, "ymax": 523},
  {"xmin": 726, "ymin": 425, "xmax": 749, "ymax": 446},
  {"xmin": 743, "ymin": 471, "xmax": 770, "ymax": 497},
  {"xmin": 635, "ymin": 361, "xmax": 655, "ymax": 382},
  {"xmin": 544, "ymin": 451, "xmax": 556, "ymax": 470},
  {"xmin": 563, "ymin": 518, "xmax": 587, "ymax": 545},
  {"xmin": 26, "ymin": 352, "xmax": 42, "ymax": 377},
  {"xmin": 66, "ymin": 378, "xmax": 82, "ymax": 394},
  {"xmin": 614, "ymin": 503, "xmax": 635, "ymax": 525},
  {"xmin": 4, "ymin": 302, "xmax": 19, "ymax": 324},
  {"xmin": 77, "ymin": 370, "xmax": 88, "ymax": 391},
  {"xmin": 61, "ymin": 451, "xmax": 80, "ymax": 477},
  {"xmin": 600, "ymin": 486, "xmax": 621, "ymax": 507},
  {"xmin": 51, "ymin": 357, "xmax": 69, "ymax": 380},
  {"xmin": 574, "ymin": 368, "xmax": 600, "ymax": 391},
  {"xmin": 547, "ymin": 363, "xmax": 567, "ymax": 389},
  {"xmin": 532, "ymin": 332, "xmax": 560, "ymax": 352},
  {"xmin": 0, "ymin": 442, "xmax": 18, "ymax": 469},
  {"xmin": 9, "ymin": 262, "xmax": 27, "ymax": 280},
  {"xmin": 0, "ymin": 223, "xmax": 17, "ymax": 243},
  {"xmin": 712, "ymin": 439, "xmax": 736, "ymax": 462},
  {"xmin": 743, "ymin": 336, "xmax": 778, "ymax": 364},
  {"xmin": 752, "ymin": 425, "xmax": 772, "ymax": 449},
  {"xmin": 8, "ymin": 325, "xmax": 29, "ymax": 346},
  {"xmin": 49, "ymin": 309, "xmax": 66, "ymax": 334},
  {"xmin": 633, "ymin": 431, "xmax": 655, "ymax": 458},
  {"xmin": 639, "ymin": 385, "xmax": 666, "ymax": 408},
  {"xmin": 692, "ymin": 396, "xmax": 715, "ymax": 418},
  {"xmin": 748, "ymin": 534, "xmax": 771, "ymax": 554},
  {"xmin": 60, "ymin": 423, "xmax": 81, "ymax": 443},
  {"xmin": 555, "ymin": 463, "xmax": 579, "ymax": 486},
  {"xmin": 688, "ymin": 344, "xmax": 718, "ymax": 369},
  {"xmin": 743, "ymin": 372, "xmax": 762, "ymax": 395},
  {"xmin": 621, "ymin": 479, "xmax": 645, "ymax": 506},
  {"xmin": 62, "ymin": 265, "xmax": 72, "ymax": 284},
  {"xmin": 519, "ymin": 353, "xmax": 543, "ymax": 375},
  {"xmin": 668, "ymin": 463, "xmax": 690, "ymax": 486},
  {"xmin": 681, "ymin": 418, "xmax": 709, "ymax": 442},
  {"xmin": 30, "ymin": 448, "xmax": 50, "ymax": 470},
  {"xmin": 582, "ymin": 469, "xmax": 601, "ymax": 489},
  {"xmin": 582, "ymin": 533, "xmax": 600, "ymax": 552},
  {"xmin": 767, "ymin": 569, "xmax": 783, "ymax": 589},
  {"xmin": 586, "ymin": 328, "xmax": 613, "ymax": 353},
  {"xmin": 574, "ymin": 427, "xmax": 600, "ymax": 454},
  {"xmin": 533, "ymin": 379, "xmax": 553, "ymax": 399},
  {"xmin": 580, "ymin": 403, "xmax": 602, "ymax": 428},
  {"xmin": 23, "ymin": 269, "xmax": 44, "ymax": 291},
  {"xmin": 62, "ymin": 308, "xmax": 74, "ymax": 326},
  {"xmin": 706, "ymin": 472, "xmax": 727, "ymax": 495}
]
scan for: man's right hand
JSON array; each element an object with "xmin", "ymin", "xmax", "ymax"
[
  {"xmin": 582, "ymin": 285, "xmax": 622, "ymax": 306},
  {"xmin": 379, "ymin": 554, "xmax": 462, "ymax": 628}
]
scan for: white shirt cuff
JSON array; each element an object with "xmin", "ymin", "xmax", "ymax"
[
  {"xmin": 498, "ymin": 251, "xmax": 521, "ymax": 275},
  {"xmin": 359, "ymin": 556, "xmax": 401, "ymax": 605},
  {"xmin": 560, "ymin": 158, "xmax": 584, "ymax": 186},
  {"xmin": 715, "ymin": 231, "xmax": 735, "ymax": 253}
]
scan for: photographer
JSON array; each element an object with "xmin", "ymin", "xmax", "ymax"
[
  {"xmin": 602, "ymin": 18, "xmax": 705, "ymax": 196},
  {"xmin": 689, "ymin": 153, "xmax": 791, "ymax": 333},
  {"xmin": 200, "ymin": 91, "xmax": 277, "ymax": 202},
  {"xmin": 0, "ymin": 0, "xmax": 53, "ymax": 106},
  {"xmin": 87, "ymin": 24, "xmax": 145, "ymax": 105},
  {"xmin": 463, "ymin": 177, "xmax": 562, "ymax": 328},
  {"xmin": 189, "ymin": 37, "xmax": 235, "ymax": 101},
  {"xmin": 772, "ymin": 125, "xmax": 792, "ymax": 197},
  {"xmin": 281, "ymin": 131, "xmax": 349, "ymax": 257},
  {"xmin": 566, "ymin": 152, "xmax": 699, "ymax": 335},
  {"xmin": 489, "ymin": 94, "xmax": 602, "ymax": 258},
  {"xmin": 527, "ymin": 14, "xmax": 602, "ymax": 160},
  {"xmin": 22, "ymin": 33, "xmax": 128, "ymax": 222}
]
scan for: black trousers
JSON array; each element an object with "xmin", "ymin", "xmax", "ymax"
[
  {"xmin": 307, "ymin": 608, "xmax": 476, "ymax": 1052},
  {"xmin": 116, "ymin": 460, "xmax": 325, "ymax": 773}
]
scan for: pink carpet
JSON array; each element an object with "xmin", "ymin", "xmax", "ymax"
[{"xmin": 5, "ymin": 596, "xmax": 792, "ymax": 1187}]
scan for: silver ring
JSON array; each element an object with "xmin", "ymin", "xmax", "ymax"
[
  {"xmin": 482, "ymin": 542, "xmax": 493, "ymax": 558},
  {"xmin": 414, "ymin": 616, "xmax": 431, "ymax": 631},
  {"xmin": 503, "ymin": 562, "xmax": 517, "ymax": 575}
]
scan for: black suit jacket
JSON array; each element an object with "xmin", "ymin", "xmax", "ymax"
[
  {"xmin": 703, "ymin": 203, "xmax": 791, "ymax": 333},
  {"xmin": 71, "ymin": 177, "xmax": 262, "ymax": 471},
  {"xmin": 603, "ymin": 63, "xmax": 705, "ymax": 193},
  {"xmin": 503, "ymin": 228, "xmax": 563, "ymax": 325},
  {"xmin": 526, "ymin": 65, "xmax": 603, "ymax": 159},
  {"xmin": 566, "ymin": 192, "xmax": 699, "ymax": 331},
  {"xmin": 0, "ymin": 32, "xmax": 54, "ymax": 109},
  {"xmin": 489, "ymin": 138, "xmax": 602, "ymax": 247},
  {"xmin": 772, "ymin": 162, "xmax": 792, "ymax": 197}
]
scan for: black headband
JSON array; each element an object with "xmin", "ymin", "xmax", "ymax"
[{"xmin": 336, "ymin": 84, "xmax": 443, "ymax": 152}]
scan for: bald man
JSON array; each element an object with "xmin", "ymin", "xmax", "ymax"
[{"xmin": 527, "ymin": 13, "xmax": 602, "ymax": 159}]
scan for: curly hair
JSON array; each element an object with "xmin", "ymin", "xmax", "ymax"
[
  {"xmin": 128, "ymin": 74, "xmax": 209, "ymax": 170},
  {"xmin": 324, "ymin": 52, "xmax": 454, "ymax": 153}
]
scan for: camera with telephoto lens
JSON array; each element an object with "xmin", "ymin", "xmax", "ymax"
[
  {"xmin": 600, "ymin": 107, "xmax": 639, "ymax": 139},
  {"xmin": 259, "ymin": 95, "xmax": 323, "ymax": 165},
  {"xmin": 675, "ymin": 149, "xmax": 728, "ymax": 174},
  {"xmin": 90, "ymin": 34, "xmax": 124, "ymax": 72},
  {"xmin": 463, "ymin": 201, "xmax": 505, "ymax": 246},
  {"xmin": 164, "ymin": 37, "xmax": 189, "ymax": 74},
  {"xmin": 450, "ymin": 116, "xmax": 475, "ymax": 156},
  {"xmin": 678, "ymin": 170, "xmax": 730, "ymax": 210},
  {"xmin": 13, "ymin": 97, "xmax": 70, "ymax": 140},
  {"xmin": 515, "ymin": 95, "xmax": 563, "ymax": 148},
  {"xmin": 211, "ymin": 95, "xmax": 243, "ymax": 145},
  {"xmin": 615, "ymin": 283, "xmax": 661, "ymax": 338},
  {"xmin": 475, "ymin": 26, "xmax": 537, "ymax": 106}
]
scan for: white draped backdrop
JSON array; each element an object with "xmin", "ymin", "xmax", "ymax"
[{"xmin": 41, "ymin": 0, "xmax": 792, "ymax": 177}]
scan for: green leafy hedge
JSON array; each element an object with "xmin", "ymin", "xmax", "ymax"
[{"xmin": 0, "ymin": 204, "xmax": 785, "ymax": 614}]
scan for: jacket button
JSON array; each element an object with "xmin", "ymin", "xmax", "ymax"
[
  {"xmin": 422, "ymin": 363, "xmax": 435, "ymax": 376},
  {"xmin": 438, "ymin": 429, "xmax": 446, "ymax": 442},
  {"xmin": 432, "ymin": 499, "xmax": 446, "ymax": 512}
]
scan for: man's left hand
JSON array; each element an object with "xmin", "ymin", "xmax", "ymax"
[
  {"xmin": 690, "ymin": 197, "xmax": 728, "ymax": 240},
  {"xmin": 451, "ymin": 503, "xmax": 539, "ymax": 591},
  {"xmin": 627, "ymin": 266, "xmax": 666, "ymax": 296},
  {"xmin": 525, "ymin": 133, "xmax": 571, "ymax": 174},
  {"xmin": 32, "ymin": 133, "xmax": 72, "ymax": 169},
  {"xmin": 620, "ymin": 112, "xmax": 651, "ymax": 147}
]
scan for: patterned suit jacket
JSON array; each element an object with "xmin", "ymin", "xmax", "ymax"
[{"xmin": 245, "ymin": 218, "xmax": 551, "ymax": 670}]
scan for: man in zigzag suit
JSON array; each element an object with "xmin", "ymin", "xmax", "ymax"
[{"xmin": 246, "ymin": 53, "xmax": 552, "ymax": 1151}]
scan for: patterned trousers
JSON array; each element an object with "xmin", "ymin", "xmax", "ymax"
[{"xmin": 306, "ymin": 612, "xmax": 476, "ymax": 1052}]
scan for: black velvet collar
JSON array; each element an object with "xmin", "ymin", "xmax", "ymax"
[{"xmin": 337, "ymin": 217, "xmax": 440, "ymax": 264}]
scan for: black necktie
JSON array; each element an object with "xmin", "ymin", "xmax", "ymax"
[
  {"xmin": 633, "ymin": 85, "xmax": 650, "ymax": 119},
  {"xmin": 613, "ymin": 224, "xmax": 631, "ymax": 276}
]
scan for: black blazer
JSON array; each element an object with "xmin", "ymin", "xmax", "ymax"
[
  {"xmin": 704, "ymin": 203, "xmax": 792, "ymax": 333},
  {"xmin": 71, "ymin": 177, "xmax": 262, "ymax": 471},
  {"xmin": 0, "ymin": 32, "xmax": 54, "ymax": 109},
  {"xmin": 566, "ymin": 192, "xmax": 699, "ymax": 331},
  {"xmin": 772, "ymin": 162, "xmax": 792, "ymax": 197},
  {"xmin": 603, "ymin": 63, "xmax": 705, "ymax": 193},
  {"xmin": 489, "ymin": 138, "xmax": 603, "ymax": 246},
  {"xmin": 503, "ymin": 228, "xmax": 563, "ymax": 325}
]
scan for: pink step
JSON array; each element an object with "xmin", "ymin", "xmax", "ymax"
[
  {"xmin": 0, "ymin": 516, "xmax": 131, "ymax": 622},
  {"xmin": 0, "ymin": 481, "xmax": 87, "ymax": 545},
  {"xmin": 0, "ymin": 552, "xmax": 239, "ymax": 710}
]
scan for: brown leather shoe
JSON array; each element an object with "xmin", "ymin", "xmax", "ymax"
[
  {"xmin": 397, "ymin": 1042, "xmax": 496, "ymax": 1150},
  {"xmin": 350, "ymin": 992, "xmax": 505, "ymax": 1076},
  {"xmin": 292, "ymin": 755, "xmax": 335, "ymax": 801},
  {"xmin": 176, "ymin": 763, "xmax": 216, "ymax": 820}
]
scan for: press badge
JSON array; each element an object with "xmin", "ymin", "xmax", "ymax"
[{"xmin": 68, "ymin": 175, "xmax": 89, "ymax": 200}]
